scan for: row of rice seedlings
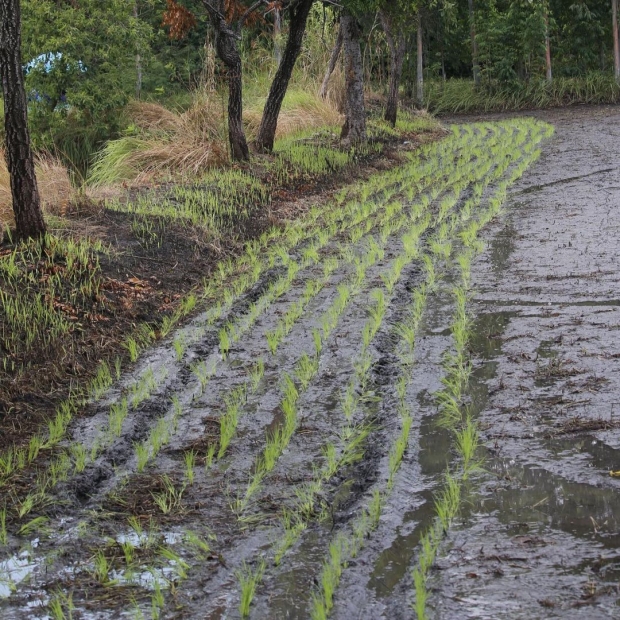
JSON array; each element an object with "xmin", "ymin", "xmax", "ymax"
[
  {"xmin": 411, "ymin": 120, "xmax": 553, "ymax": 620},
  {"xmin": 231, "ymin": 120, "xmax": 533, "ymax": 516},
  {"xmin": 0, "ymin": 123, "xmax": 520, "ymax": 502},
  {"xmin": 307, "ymin": 119, "xmax": 553, "ymax": 620},
  {"xmin": 306, "ymin": 181, "xmax": 478, "ymax": 620},
  {"xmin": 204, "ymin": 129, "xmax": 510, "ymax": 465},
  {"xmin": 230, "ymin": 139, "xmax": 508, "ymax": 613}
]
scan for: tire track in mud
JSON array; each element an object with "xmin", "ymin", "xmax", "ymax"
[{"xmin": 0, "ymin": 120, "xmax": 550, "ymax": 619}]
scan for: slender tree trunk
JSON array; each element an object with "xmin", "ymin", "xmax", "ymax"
[
  {"xmin": 468, "ymin": 0, "xmax": 480, "ymax": 86},
  {"xmin": 379, "ymin": 10, "xmax": 406, "ymax": 127},
  {"xmin": 416, "ymin": 15, "xmax": 424, "ymax": 107},
  {"xmin": 319, "ymin": 21, "xmax": 343, "ymax": 99},
  {"xmin": 0, "ymin": 0, "xmax": 46, "ymax": 239},
  {"xmin": 340, "ymin": 13, "xmax": 366, "ymax": 145},
  {"xmin": 273, "ymin": 8, "xmax": 282, "ymax": 66},
  {"xmin": 203, "ymin": 1, "xmax": 249, "ymax": 161},
  {"xmin": 255, "ymin": 0, "xmax": 314, "ymax": 153},
  {"xmin": 134, "ymin": 1, "xmax": 143, "ymax": 98},
  {"xmin": 613, "ymin": 0, "xmax": 620, "ymax": 82},
  {"xmin": 544, "ymin": 10, "xmax": 552, "ymax": 82}
]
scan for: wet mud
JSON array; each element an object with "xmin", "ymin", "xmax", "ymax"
[
  {"xmin": 431, "ymin": 106, "xmax": 620, "ymax": 619},
  {"xmin": 0, "ymin": 109, "xmax": 617, "ymax": 619}
]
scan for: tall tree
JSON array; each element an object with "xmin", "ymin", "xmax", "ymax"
[
  {"xmin": 379, "ymin": 8, "xmax": 407, "ymax": 126},
  {"xmin": 467, "ymin": 0, "xmax": 480, "ymax": 85},
  {"xmin": 340, "ymin": 12, "xmax": 366, "ymax": 145},
  {"xmin": 0, "ymin": 0, "xmax": 46, "ymax": 239},
  {"xmin": 255, "ymin": 0, "xmax": 315, "ymax": 152},
  {"xmin": 544, "ymin": 4, "xmax": 552, "ymax": 82},
  {"xmin": 416, "ymin": 12, "xmax": 424, "ymax": 106},
  {"xmin": 613, "ymin": 0, "xmax": 620, "ymax": 81},
  {"xmin": 319, "ymin": 20, "xmax": 343, "ymax": 99},
  {"xmin": 200, "ymin": 0, "xmax": 264, "ymax": 161}
]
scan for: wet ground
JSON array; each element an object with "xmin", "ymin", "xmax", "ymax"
[
  {"xmin": 0, "ymin": 108, "xmax": 618, "ymax": 619},
  {"xmin": 430, "ymin": 105, "xmax": 620, "ymax": 619}
]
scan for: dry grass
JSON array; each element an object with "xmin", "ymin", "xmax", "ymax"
[
  {"xmin": 89, "ymin": 93, "xmax": 228, "ymax": 186},
  {"xmin": 0, "ymin": 152, "xmax": 74, "ymax": 227},
  {"xmin": 245, "ymin": 89, "xmax": 342, "ymax": 139}
]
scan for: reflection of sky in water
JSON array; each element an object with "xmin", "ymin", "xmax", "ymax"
[{"xmin": 0, "ymin": 550, "xmax": 38, "ymax": 598}]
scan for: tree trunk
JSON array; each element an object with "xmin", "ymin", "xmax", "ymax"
[
  {"xmin": 613, "ymin": 0, "xmax": 620, "ymax": 82},
  {"xmin": 340, "ymin": 14, "xmax": 366, "ymax": 146},
  {"xmin": 319, "ymin": 21, "xmax": 343, "ymax": 99},
  {"xmin": 134, "ymin": 1, "xmax": 143, "ymax": 98},
  {"xmin": 202, "ymin": 1, "xmax": 249, "ymax": 161},
  {"xmin": 255, "ymin": 0, "xmax": 314, "ymax": 153},
  {"xmin": 544, "ymin": 10, "xmax": 552, "ymax": 82},
  {"xmin": 379, "ymin": 10, "xmax": 406, "ymax": 127},
  {"xmin": 0, "ymin": 0, "xmax": 46, "ymax": 240},
  {"xmin": 468, "ymin": 0, "xmax": 480, "ymax": 86},
  {"xmin": 273, "ymin": 8, "xmax": 282, "ymax": 66},
  {"xmin": 416, "ymin": 15, "xmax": 424, "ymax": 107}
]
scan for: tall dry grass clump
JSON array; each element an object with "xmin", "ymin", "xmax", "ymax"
[
  {"xmin": 88, "ymin": 92, "xmax": 228, "ymax": 187},
  {"xmin": 245, "ymin": 89, "xmax": 343, "ymax": 139},
  {"xmin": 0, "ymin": 152, "xmax": 73, "ymax": 227}
]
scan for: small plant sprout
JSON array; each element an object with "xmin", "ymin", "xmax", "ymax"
[
  {"xmin": 184, "ymin": 450, "xmax": 196, "ymax": 485},
  {"xmin": 236, "ymin": 559, "xmax": 265, "ymax": 617},
  {"xmin": 173, "ymin": 334, "xmax": 186, "ymax": 361}
]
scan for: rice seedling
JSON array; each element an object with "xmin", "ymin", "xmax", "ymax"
[
  {"xmin": 236, "ymin": 559, "xmax": 265, "ymax": 617},
  {"xmin": 152, "ymin": 475, "xmax": 185, "ymax": 515}
]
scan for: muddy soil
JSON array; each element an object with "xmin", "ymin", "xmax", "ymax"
[
  {"xmin": 429, "ymin": 106, "xmax": 620, "ymax": 618},
  {"xmin": 0, "ymin": 109, "xmax": 618, "ymax": 620}
]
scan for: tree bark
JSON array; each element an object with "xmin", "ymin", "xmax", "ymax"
[
  {"xmin": 202, "ymin": 0, "xmax": 250, "ymax": 161},
  {"xmin": 613, "ymin": 0, "xmax": 620, "ymax": 82},
  {"xmin": 0, "ymin": 0, "xmax": 46, "ymax": 240},
  {"xmin": 255, "ymin": 0, "xmax": 314, "ymax": 152},
  {"xmin": 134, "ymin": 1, "xmax": 143, "ymax": 98},
  {"xmin": 340, "ymin": 13, "xmax": 366, "ymax": 146},
  {"xmin": 273, "ymin": 8, "xmax": 282, "ymax": 66},
  {"xmin": 319, "ymin": 21, "xmax": 343, "ymax": 99},
  {"xmin": 544, "ymin": 10, "xmax": 552, "ymax": 82},
  {"xmin": 468, "ymin": 0, "xmax": 480, "ymax": 86},
  {"xmin": 379, "ymin": 10, "xmax": 406, "ymax": 127},
  {"xmin": 416, "ymin": 15, "xmax": 424, "ymax": 107}
]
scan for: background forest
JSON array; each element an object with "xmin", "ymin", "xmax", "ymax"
[{"xmin": 1, "ymin": 0, "xmax": 617, "ymax": 189}]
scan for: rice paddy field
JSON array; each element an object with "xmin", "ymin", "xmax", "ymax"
[{"xmin": 1, "ymin": 107, "xmax": 619, "ymax": 619}]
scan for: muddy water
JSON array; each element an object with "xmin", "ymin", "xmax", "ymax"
[{"xmin": 430, "ymin": 106, "xmax": 620, "ymax": 619}]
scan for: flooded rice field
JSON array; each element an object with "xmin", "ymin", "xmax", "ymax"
[{"xmin": 0, "ymin": 108, "xmax": 618, "ymax": 619}]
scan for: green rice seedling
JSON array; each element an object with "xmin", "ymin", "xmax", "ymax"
[
  {"xmin": 0, "ymin": 506, "xmax": 7, "ymax": 544},
  {"xmin": 205, "ymin": 443, "xmax": 216, "ymax": 469},
  {"xmin": 236, "ymin": 559, "xmax": 265, "ymax": 618},
  {"xmin": 125, "ymin": 338, "xmax": 139, "ymax": 363},
  {"xmin": 135, "ymin": 442, "xmax": 150, "ymax": 472},
  {"xmin": 151, "ymin": 576, "xmax": 165, "ymax": 619},
  {"xmin": 159, "ymin": 546, "xmax": 189, "ymax": 580},
  {"xmin": 250, "ymin": 358, "xmax": 265, "ymax": 393},
  {"xmin": 295, "ymin": 352, "xmax": 319, "ymax": 391},
  {"xmin": 184, "ymin": 530, "xmax": 211, "ymax": 558},
  {"xmin": 219, "ymin": 326, "xmax": 232, "ymax": 357},
  {"xmin": 266, "ymin": 329, "xmax": 280, "ymax": 355},
  {"xmin": 184, "ymin": 450, "xmax": 196, "ymax": 485},
  {"xmin": 191, "ymin": 359, "xmax": 215, "ymax": 394},
  {"xmin": 48, "ymin": 590, "xmax": 74, "ymax": 620},
  {"xmin": 173, "ymin": 334, "xmax": 186, "ymax": 362},
  {"xmin": 108, "ymin": 397, "xmax": 128, "ymax": 438},
  {"xmin": 18, "ymin": 515, "xmax": 49, "ymax": 536},
  {"xmin": 121, "ymin": 540, "xmax": 135, "ymax": 565},
  {"xmin": 152, "ymin": 475, "xmax": 185, "ymax": 515},
  {"xmin": 71, "ymin": 443, "xmax": 88, "ymax": 473},
  {"xmin": 92, "ymin": 549, "xmax": 115, "ymax": 585}
]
